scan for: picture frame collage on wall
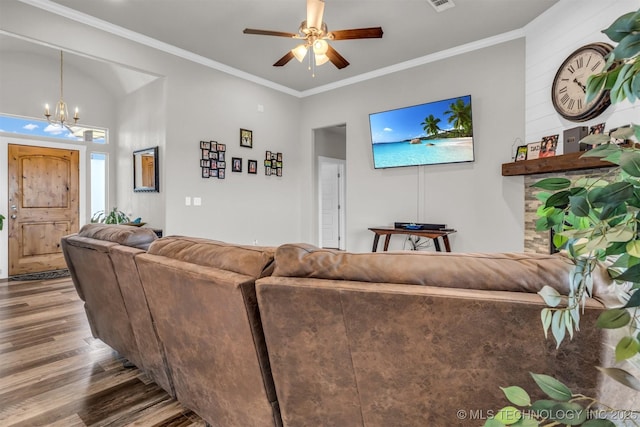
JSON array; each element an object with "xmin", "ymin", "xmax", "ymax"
[
  {"xmin": 264, "ymin": 151, "xmax": 283, "ymax": 176},
  {"xmin": 200, "ymin": 140, "xmax": 226, "ymax": 179}
]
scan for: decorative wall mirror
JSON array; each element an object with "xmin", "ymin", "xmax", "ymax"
[{"xmin": 133, "ymin": 146, "xmax": 159, "ymax": 192}]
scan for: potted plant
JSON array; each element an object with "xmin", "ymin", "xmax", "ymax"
[
  {"xmin": 0, "ymin": 213, "xmax": 4, "ymax": 230},
  {"xmin": 483, "ymin": 8, "xmax": 640, "ymax": 427},
  {"xmin": 91, "ymin": 207, "xmax": 130, "ymax": 224}
]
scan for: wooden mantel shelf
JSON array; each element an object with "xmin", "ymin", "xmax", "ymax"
[{"xmin": 502, "ymin": 151, "xmax": 615, "ymax": 176}]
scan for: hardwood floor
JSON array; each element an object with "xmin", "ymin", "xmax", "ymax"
[{"xmin": 0, "ymin": 277, "xmax": 205, "ymax": 427}]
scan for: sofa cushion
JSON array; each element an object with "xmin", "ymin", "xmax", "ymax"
[
  {"xmin": 272, "ymin": 243, "xmax": 613, "ymax": 298},
  {"xmin": 147, "ymin": 236, "xmax": 275, "ymax": 279},
  {"xmin": 78, "ymin": 223, "xmax": 157, "ymax": 249}
]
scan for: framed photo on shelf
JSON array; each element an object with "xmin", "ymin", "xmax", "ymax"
[
  {"xmin": 232, "ymin": 157, "xmax": 242, "ymax": 172},
  {"xmin": 240, "ymin": 129, "xmax": 253, "ymax": 148},
  {"xmin": 248, "ymin": 160, "xmax": 257, "ymax": 174},
  {"xmin": 590, "ymin": 122, "xmax": 606, "ymax": 135},
  {"xmin": 539, "ymin": 134, "xmax": 558, "ymax": 158},
  {"xmin": 515, "ymin": 145, "xmax": 528, "ymax": 161},
  {"xmin": 526, "ymin": 141, "xmax": 541, "ymax": 160}
]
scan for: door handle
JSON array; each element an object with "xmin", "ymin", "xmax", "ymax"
[
  {"xmin": 11, "ymin": 214, "xmax": 17, "ymax": 219},
  {"xmin": 10, "ymin": 205, "xmax": 16, "ymax": 211}
]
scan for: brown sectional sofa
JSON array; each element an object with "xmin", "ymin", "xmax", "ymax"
[
  {"xmin": 61, "ymin": 224, "xmax": 174, "ymax": 395},
  {"xmin": 62, "ymin": 226, "xmax": 629, "ymax": 427}
]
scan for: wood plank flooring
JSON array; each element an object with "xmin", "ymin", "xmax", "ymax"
[{"xmin": 0, "ymin": 277, "xmax": 205, "ymax": 427}]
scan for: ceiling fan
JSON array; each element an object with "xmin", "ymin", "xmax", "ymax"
[{"xmin": 243, "ymin": 0, "xmax": 383, "ymax": 70}]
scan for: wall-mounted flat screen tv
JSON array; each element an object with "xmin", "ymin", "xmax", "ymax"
[{"xmin": 369, "ymin": 95, "xmax": 474, "ymax": 169}]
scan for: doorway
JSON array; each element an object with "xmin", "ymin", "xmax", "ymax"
[
  {"xmin": 7, "ymin": 144, "xmax": 80, "ymax": 276},
  {"xmin": 314, "ymin": 125, "xmax": 346, "ymax": 250}
]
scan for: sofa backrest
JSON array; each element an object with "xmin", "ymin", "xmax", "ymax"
[
  {"xmin": 256, "ymin": 244, "xmax": 611, "ymax": 427},
  {"xmin": 61, "ymin": 224, "xmax": 158, "ymax": 371},
  {"xmin": 134, "ymin": 236, "xmax": 281, "ymax": 427}
]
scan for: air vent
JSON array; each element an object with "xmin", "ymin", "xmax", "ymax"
[{"xmin": 427, "ymin": 0, "xmax": 455, "ymax": 12}]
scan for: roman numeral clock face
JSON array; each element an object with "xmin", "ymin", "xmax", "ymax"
[{"xmin": 551, "ymin": 43, "xmax": 613, "ymax": 122}]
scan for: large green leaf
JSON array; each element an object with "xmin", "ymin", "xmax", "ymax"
[
  {"xmin": 614, "ymin": 262, "xmax": 640, "ymax": 282},
  {"xmin": 532, "ymin": 178, "xmax": 571, "ymax": 191},
  {"xmin": 551, "ymin": 309, "xmax": 566, "ymax": 347},
  {"xmin": 501, "ymin": 386, "xmax": 531, "ymax": 407},
  {"xmin": 615, "ymin": 336, "xmax": 640, "ymax": 362},
  {"xmin": 623, "ymin": 288, "xmax": 640, "ymax": 308},
  {"xmin": 596, "ymin": 308, "xmax": 631, "ymax": 329},
  {"xmin": 602, "ymin": 10, "xmax": 640, "ymax": 42},
  {"xmin": 548, "ymin": 402, "xmax": 587, "ymax": 425},
  {"xmin": 545, "ymin": 191, "xmax": 571, "ymax": 209},
  {"xmin": 538, "ymin": 286, "xmax": 562, "ymax": 307},
  {"xmin": 611, "ymin": 33, "xmax": 640, "ymax": 64},
  {"xmin": 568, "ymin": 195, "xmax": 590, "ymax": 217},
  {"xmin": 531, "ymin": 373, "xmax": 572, "ymax": 401},
  {"xmin": 620, "ymin": 150, "xmax": 640, "ymax": 177},
  {"xmin": 589, "ymin": 182, "xmax": 634, "ymax": 206},
  {"xmin": 604, "ymin": 223, "xmax": 635, "ymax": 243},
  {"xmin": 541, "ymin": 308, "xmax": 552, "ymax": 339},
  {"xmin": 580, "ymin": 143, "xmax": 621, "ymax": 158},
  {"xmin": 494, "ymin": 406, "xmax": 521, "ymax": 425},
  {"xmin": 596, "ymin": 366, "xmax": 640, "ymax": 391}
]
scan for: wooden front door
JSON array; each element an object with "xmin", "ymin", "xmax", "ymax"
[{"xmin": 8, "ymin": 144, "xmax": 80, "ymax": 276}]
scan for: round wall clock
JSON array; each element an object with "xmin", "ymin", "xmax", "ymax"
[{"xmin": 551, "ymin": 42, "xmax": 613, "ymax": 122}]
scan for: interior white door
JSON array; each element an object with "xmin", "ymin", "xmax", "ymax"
[{"xmin": 319, "ymin": 158, "xmax": 344, "ymax": 249}]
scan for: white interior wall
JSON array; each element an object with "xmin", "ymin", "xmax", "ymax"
[
  {"xmin": 300, "ymin": 40, "xmax": 527, "ymax": 253},
  {"xmin": 525, "ymin": 0, "xmax": 639, "ymax": 148},
  {"xmin": 116, "ymin": 78, "xmax": 166, "ymax": 230}
]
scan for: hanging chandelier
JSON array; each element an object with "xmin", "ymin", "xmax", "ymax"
[{"xmin": 44, "ymin": 50, "xmax": 79, "ymax": 131}]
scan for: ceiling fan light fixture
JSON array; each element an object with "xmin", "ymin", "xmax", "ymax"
[
  {"xmin": 292, "ymin": 44, "xmax": 308, "ymax": 62},
  {"xmin": 312, "ymin": 39, "xmax": 328, "ymax": 55},
  {"xmin": 314, "ymin": 53, "xmax": 330, "ymax": 66}
]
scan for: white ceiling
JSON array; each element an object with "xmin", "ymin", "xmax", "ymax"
[{"xmin": 4, "ymin": 0, "xmax": 559, "ymax": 95}]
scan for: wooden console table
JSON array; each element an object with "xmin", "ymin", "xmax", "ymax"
[{"xmin": 369, "ymin": 227, "xmax": 456, "ymax": 252}]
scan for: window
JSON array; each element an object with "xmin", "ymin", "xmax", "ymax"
[
  {"xmin": 90, "ymin": 153, "xmax": 107, "ymax": 216},
  {"xmin": 0, "ymin": 114, "xmax": 107, "ymax": 143}
]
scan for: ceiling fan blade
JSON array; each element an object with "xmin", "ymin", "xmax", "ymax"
[
  {"xmin": 326, "ymin": 44, "xmax": 349, "ymax": 69},
  {"xmin": 330, "ymin": 27, "xmax": 384, "ymax": 40},
  {"xmin": 306, "ymin": 0, "xmax": 325, "ymax": 30},
  {"xmin": 243, "ymin": 28, "xmax": 297, "ymax": 38},
  {"xmin": 273, "ymin": 51, "xmax": 295, "ymax": 67}
]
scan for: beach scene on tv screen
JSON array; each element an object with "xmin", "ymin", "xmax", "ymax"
[{"xmin": 369, "ymin": 95, "xmax": 474, "ymax": 168}]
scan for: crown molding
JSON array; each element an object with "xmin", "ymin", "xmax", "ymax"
[{"xmin": 17, "ymin": 0, "xmax": 525, "ymax": 99}]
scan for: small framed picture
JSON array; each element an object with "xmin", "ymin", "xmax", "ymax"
[
  {"xmin": 526, "ymin": 141, "xmax": 541, "ymax": 160},
  {"xmin": 265, "ymin": 167, "xmax": 271, "ymax": 176},
  {"xmin": 209, "ymin": 151, "xmax": 218, "ymax": 160},
  {"xmin": 232, "ymin": 157, "xmax": 242, "ymax": 172},
  {"xmin": 218, "ymin": 169, "xmax": 225, "ymax": 179},
  {"xmin": 271, "ymin": 153, "xmax": 277, "ymax": 161},
  {"xmin": 264, "ymin": 160, "xmax": 272, "ymax": 167},
  {"xmin": 217, "ymin": 143, "xmax": 226, "ymax": 152},
  {"xmin": 202, "ymin": 168, "xmax": 210, "ymax": 178},
  {"xmin": 590, "ymin": 123, "xmax": 606, "ymax": 135},
  {"xmin": 201, "ymin": 149, "xmax": 210, "ymax": 159},
  {"xmin": 515, "ymin": 145, "xmax": 528, "ymax": 161},
  {"xmin": 200, "ymin": 159, "xmax": 210, "ymax": 168},
  {"xmin": 276, "ymin": 167, "xmax": 282, "ymax": 177},
  {"xmin": 210, "ymin": 168, "xmax": 218, "ymax": 178},
  {"xmin": 200, "ymin": 141, "xmax": 210, "ymax": 150},
  {"xmin": 265, "ymin": 150, "xmax": 271, "ymax": 159},
  {"xmin": 217, "ymin": 161, "xmax": 226, "ymax": 169},
  {"xmin": 240, "ymin": 128, "xmax": 253, "ymax": 148},
  {"xmin": 540, "ymin": 134, "xmax": 559, "ymax": 158},
  {"xmin": 277, "ymin": 152, "xmax": 282, "ymax": 161},
  {"xmin": 248, "ymin": 160, "xmax": 257, "ymax": 174},
  {"xmin": 218, "ymin": 152, "xmax": 225, "ymax": 162}
]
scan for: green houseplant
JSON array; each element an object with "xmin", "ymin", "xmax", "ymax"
[
  {"xmin": 0, "ymin": 213, "xmax": 5, "ymax": 230},
  {"xmin": 90, "ymin": 207, "xmax": 130, "ymax": 224},
  {"xmin": 483, "ymin": 8, "xmax": 640, "ymax": 427}
]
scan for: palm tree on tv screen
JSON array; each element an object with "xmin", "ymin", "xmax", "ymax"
[
  {"xmin": 421, "ymin": 114, "xmax": 442, "ymax": 138},
  {"xmin": 444, "ymin": 98, "xmax": 472, "ymax": 137}
]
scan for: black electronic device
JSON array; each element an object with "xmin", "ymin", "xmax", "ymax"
[{"xmin": 394, "ymin": 222, "xmax": 447, "ymax": 230}]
